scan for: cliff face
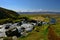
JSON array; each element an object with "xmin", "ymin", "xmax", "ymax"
[{"xmin": 0, "ymin": 7, "xmax": 19, "ymax": 19}]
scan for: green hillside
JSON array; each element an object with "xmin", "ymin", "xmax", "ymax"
[
  {"xmin": 0, "ymin": 7, "xmax": 19, "ymax": 24},
  {"xmin": 0, "ymin": 7, "xmax": 19, "ymax": 19}
]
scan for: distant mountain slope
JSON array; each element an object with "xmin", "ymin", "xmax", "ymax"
[
  {"xmin": 18, "ymin": 12, "xmax": 60, "ymax": 14},
  {"xmin": 0, "ymin": 7, "xmax": 19, "ymax": 19}
]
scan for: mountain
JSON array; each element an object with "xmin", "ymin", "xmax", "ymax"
[
  {"xmin": 0, "ymin": 7, "xmax": 19, "ymax": 19},
  {"xmin": 18, "ymin": 12, "xmax": 60, "ymax": 14}
]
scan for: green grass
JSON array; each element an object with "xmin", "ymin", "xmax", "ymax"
[
  {"xmin": 1, "ymin": 14, "xmax": 60, "ymax": 40},
  {"xmin": 52, "ymin": 23, "xmax": 60, "ymax": 36}
]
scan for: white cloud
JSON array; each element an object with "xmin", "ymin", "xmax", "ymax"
[{"xmin": 15, "ymin": 9, "xmax": 60, "ymax": 12}]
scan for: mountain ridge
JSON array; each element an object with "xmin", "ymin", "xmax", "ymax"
[{"xmin": 18, "ymin": 11, "xmax": 60, "ymax": 14}]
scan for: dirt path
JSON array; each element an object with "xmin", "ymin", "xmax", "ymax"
[{"xmin": 48, "ymin": 26, "xmax": 60, "ymax": 40}]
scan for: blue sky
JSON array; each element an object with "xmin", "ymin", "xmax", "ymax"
[{"xmin": 0, "ymin": 0, "xmax": 60, "ymax": 12}]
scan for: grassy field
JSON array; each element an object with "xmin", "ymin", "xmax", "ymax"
[
  {"xmin": 17, "ymin": 14, "xmax": 60, "ymax": 40},
  {"xmin": 3, "ymin": 14, "xmax": 60, "ymax": 40}
]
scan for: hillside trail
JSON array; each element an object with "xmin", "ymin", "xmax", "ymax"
[{"xmin": 48, "ymin": 25, "xmax": 60, "ymax": 40}]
